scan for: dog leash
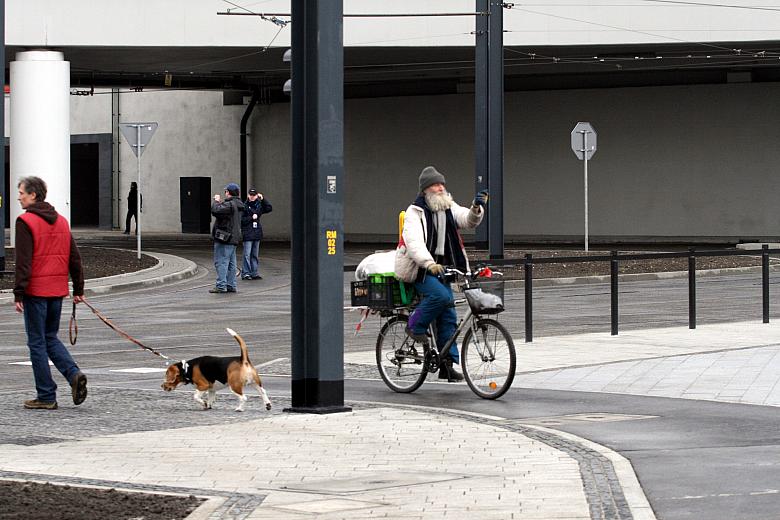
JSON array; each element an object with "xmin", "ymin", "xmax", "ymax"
[
  {"xmin": 74, "ymin": 300, "xmax": 173, "ymax": 362},
  {"xmin": 69, "ymin": 301, "xmax": 79, "ymax": 345}
]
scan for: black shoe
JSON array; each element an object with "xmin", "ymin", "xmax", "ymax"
[
  {"xmin": 71, "ymin": 372, "xmax": 88, "ymax": 405},
  {"xmin": 24, "ymin": 399, "xmax": 58, "ymax": 410},
  {"xmin": 404, "ymin": 327, "xmax": 429, "ymax": 343},
  {"xmin": 242, "ymin": 275, "xmax": 252, "ymax": 280},
  {"xmin": 438, "ymin": 360, "xmax": 464, "ymax": 382},
  {"xmin": 122, "ymin": 231, "xmax": 130, "ymax": 235},
  {"xmin": 251, "ymin": 275, "xmax": 263, "ymax": 280},
  {"xmin": 209, "ymin": 288, "xmax": 227, "ymax": 294},
  {"xmin": 226, "ymin": 287, "xmax": 237, "ymax": 293}
]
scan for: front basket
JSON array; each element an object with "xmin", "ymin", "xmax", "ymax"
[{"xmin": 463, "ymin": 280, "xmax": 505, "ymax": 314}]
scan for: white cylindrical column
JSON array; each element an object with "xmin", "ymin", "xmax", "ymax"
[{"xmin": 10, "ymin": 50, "xmax": 70, "ymax": 244}]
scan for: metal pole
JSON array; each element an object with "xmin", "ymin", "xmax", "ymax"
[
  {"xmin": 0, "ymin": 0, "xmax": 5, "ymax": 272},
  {"xmin": 763, "ymin": 244, "xmax": 770, "ymax": 323},
  {"xmin": 487, "ymin": 0, "xmax": 504, "ymax": 259},
  {"xmin": 287, "ymin": 0, "xmax": 349, "ymax": 414},
  {"xmin": 688, "ymin": 248, "xmax": 696, "ymax": 329},
  {"xmin": 524, "ymin": 253, "xmax": 533, "ymax": 342},
  {"xmin": 136, "ymin": 125, "xmax": 142, "ymax": 260},
  {"xmin": 583, "ymin": 132, "xmax": 589, "ymax": 252},
  {"xmin": 474, "ymin": 0, "xmax": 488, "ymax": 250},
  {"xmin": 610, "ymin": 250, "xmax": 618, "ymax": 335}
]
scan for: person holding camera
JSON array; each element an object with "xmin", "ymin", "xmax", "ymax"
[
  {"xmin": 240, "ymin": 188, "xmax": 273, "ymax": 281},
  {"xmin": 210, "ymin": 182, "xmax": 245, "ymax": 294},
  {"xmin": 394, "ymin": 166, "xmax": 487, "ymax": 381}
]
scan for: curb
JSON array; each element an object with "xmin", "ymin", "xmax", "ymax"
[
  {"xmin": 83, "ymin": 251, "xmax": 198, "ymax": 296},
  {"xmin": 0, "ymin": 251, "xmax": 199, "ymax": 303},
  {"xmin": 354, "ymin": 399, "xmax": 656, "ymax": 520}
]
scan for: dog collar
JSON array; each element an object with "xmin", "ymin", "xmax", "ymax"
[{"xmin": 180, "ymin": 360, "xmax": 193, "ymax": 384}]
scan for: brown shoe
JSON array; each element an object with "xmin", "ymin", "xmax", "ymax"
[
  {"xmin": 24, "ymin": 399, "xmax": 58, "ymax": 410},
  {"xmin": 71, "ymin": 372, "xmax": 88, "ymax": 405}
]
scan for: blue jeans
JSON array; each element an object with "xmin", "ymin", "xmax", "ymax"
[
  {"xmin": 214, "ymin": 242, "xmax": 237, "ymax": 290},
  {"xmin": 23, "ymin": 296, "xmax": 80, "ymax": 402},
  {"xmin": 242, "ymin": 240, "xmax": 260, "ymax": 278},
  {"xmin": 409, "ymin": 274, "xmax": 459, "ymax": 363}
]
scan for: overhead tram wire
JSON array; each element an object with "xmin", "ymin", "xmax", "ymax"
[
  {"xmin": 502, "ymin": 4, "xmax": 780, "ymax": 58},
  {"xmin": 217, "ymin": 12, "xmax": 489, "ymax": 18},
  {"xmin": 640, "ymin": 0, "xmax": 780, "ymax": 12}
]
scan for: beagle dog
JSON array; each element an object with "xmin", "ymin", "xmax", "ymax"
[{"xmin": 161, "ymin": 328, "xmax": 272, "ymax": 412}]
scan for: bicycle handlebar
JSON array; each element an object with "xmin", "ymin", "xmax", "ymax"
[{"xmin": 443, "ymin": 265, "xmax": 503, "ymax": 279}]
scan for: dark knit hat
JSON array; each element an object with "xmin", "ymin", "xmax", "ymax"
[
  {"xmin": 224, "ymin": 183, "xmax": 240, "ymax": 196},
  {"xmin": 418, "ymin": 166, "xmax": 446, "ymax": 192}
]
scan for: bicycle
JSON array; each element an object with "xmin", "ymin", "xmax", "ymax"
[{"xmin": 375, "ymin": 266, "xmax": 516, "ymax": 399}]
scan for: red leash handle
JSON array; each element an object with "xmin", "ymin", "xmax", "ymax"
[{"xmin": 69, "ymin": 301, "xmax": 78, "ymax": 346}]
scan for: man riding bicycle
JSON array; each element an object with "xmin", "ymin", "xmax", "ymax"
[{"xmin": 394, "ymin": 166, "xmax": 488, "ymax": 381}]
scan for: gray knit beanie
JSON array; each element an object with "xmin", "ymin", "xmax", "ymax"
[{"xmin": 418, "ymin": 166, "xmax": 446, "ymax": 192}]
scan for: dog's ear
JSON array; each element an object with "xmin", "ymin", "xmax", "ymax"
[{"xmin": 164, "ymin": 364, "xmax": 180, "ymax": 383}]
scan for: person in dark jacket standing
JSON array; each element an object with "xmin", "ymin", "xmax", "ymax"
[
  {"xmin": 240, "ymin": 188, "xmax": 272, "ymax": 280},
  {"xmin": 123, "ymin": 182, "xmax": 138, "ymax": 235},
  {"xmin": 14, "ymin": 176, "xmax": 88, "ymax": 410},
  {"xmin": 210, "ymin": 182, "xmax": 245, "ymax": 293}
]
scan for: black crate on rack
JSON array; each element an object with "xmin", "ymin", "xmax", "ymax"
[
  {"xmin": 350, "ymin": 280, "xmax": 369, "ymax": 307},
  {"xmin": 350, "ymin": 275, "xmax": 414, "ymax": 309}
]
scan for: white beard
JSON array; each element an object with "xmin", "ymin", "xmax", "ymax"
[{"xmin": 425, "ymin": 191, "xmax": 453, "ymax": 212}]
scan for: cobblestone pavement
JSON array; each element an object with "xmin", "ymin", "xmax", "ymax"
[{"xmin": 0, "ymin": 385, "xmax": 654, "ymax": 520}]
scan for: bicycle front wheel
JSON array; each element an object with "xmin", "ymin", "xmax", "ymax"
[
  {"xmin": 376, "ymin": 315, "xmax": 428, "ymax": 393},
  {"xmin": 461, "ymin": 318, "xmax": 516, "ymax": 399}
]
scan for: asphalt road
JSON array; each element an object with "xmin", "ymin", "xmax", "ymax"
[{"xmin": 2, "ymin": 242, "xmax": 779, "ymax": 520}]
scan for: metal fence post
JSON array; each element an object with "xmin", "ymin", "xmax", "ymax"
[
  {"xmin": 611, "ymin": 250, "xmax": 619, "ymax": 335},
  {"xmin": 688, "ymin": 247, "xmax": 696, "ymax": 329},
  {"xmin": 763, "ymin": 244, "xmax": 770, "ymax": 323},
  {"xmin": 524, "ymin": 253, "xmax": 533, "ymax": 342}
]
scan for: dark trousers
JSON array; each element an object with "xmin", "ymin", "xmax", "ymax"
[
  {"xmin": 23, "ymin": 296, "xmax": 80, "ymax": 402},
  {"xmin": 125, "ymin": 209, "xmax": 137, "ymax": 233}
]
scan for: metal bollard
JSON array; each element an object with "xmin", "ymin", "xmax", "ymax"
[
  {"xmin": 524, "ymin": 253, "xmax": 533, "ymax": 343},
  {"xmin": 763, "ymin": 244, "xmax": 770, "ymax": 324},
  {"xmin": 611, "ymin": 251, "xmax": 619, "ymax": 335},
  {"xmin": 688, "ymin": 248, "xmax": 696, "ymax": 329}
]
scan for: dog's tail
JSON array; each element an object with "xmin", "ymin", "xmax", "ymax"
[{"xmin": 226, "ymin": 328, "xmax": 250, "ymax": 365}]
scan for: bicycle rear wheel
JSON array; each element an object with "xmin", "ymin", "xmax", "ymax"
[
  {"xmin": 376, "ymin": 315, "xmax": 428, "ymax": 393},
  {"xmin": 461, "ymin": 318, "xmax": 516, "ymax": 399}
]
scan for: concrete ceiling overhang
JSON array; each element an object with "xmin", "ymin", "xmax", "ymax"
[{"xmin": 6, "ymin": 39, "xmax": 780, "ymax": 102}]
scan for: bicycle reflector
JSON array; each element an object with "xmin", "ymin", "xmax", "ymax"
[{"xmin": 489, "ymin": 381, "xmax": 498, "ymax": 390}]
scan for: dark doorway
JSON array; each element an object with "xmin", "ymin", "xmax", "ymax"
[
  {"xmin": 3, "ymin": 145, "xmax": 8, "ymax": 229},
  {"xmin": 70, "ymin": 142, "xmax": 99, "ymax": 227}
]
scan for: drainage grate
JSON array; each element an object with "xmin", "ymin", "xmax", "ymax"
[{"xmin": 512, "ymin": 413, "xmax": 658, "ymax": 427}]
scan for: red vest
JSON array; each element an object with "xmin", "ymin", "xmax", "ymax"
[{"xmin": 19, "ymin": 212, "xmax": 72, "ymax": 298}]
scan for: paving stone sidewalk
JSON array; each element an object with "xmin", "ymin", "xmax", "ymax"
[{"xmin": 0, "ymin": 393, "xmax": 652, "ymax": 520}]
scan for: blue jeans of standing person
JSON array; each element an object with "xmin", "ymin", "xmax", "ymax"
[
  {"xmin": 214, "ymin": 242, "xmax": 238, "ymax": 291},
  {"xmin": 242, "ymin": 240, "xmax": 260, "ymax": 278},
  {"xmin": 23, "ymin": 296, "xmax": 81, "ymax": 403},
  {"xmin": 408, "ymin": 274, "xmax": 459, "ymax": 363}
]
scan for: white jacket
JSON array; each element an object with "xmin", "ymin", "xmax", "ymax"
[{"xmin": 394, "ymin": 201, "xmax": 483, "ymax": 283}]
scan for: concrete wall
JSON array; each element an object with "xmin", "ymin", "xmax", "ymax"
[
  {"xmin": 14, "ymin": 80, "xmax": 780, "ymax": 241},
  {"xmin": 113, "ymin": 91, "xmax": 243, "ymax": 232},
  {"xmin": 249, "ymin": 81, "xmax": 780, "ymax": 243}
]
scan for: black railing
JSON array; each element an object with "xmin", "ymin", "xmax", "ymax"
[{"xmin": 473, "ymin": 245, "xmax": 778, "ymax": 342}]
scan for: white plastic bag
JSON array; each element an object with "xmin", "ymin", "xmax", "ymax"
[{"xmin": 355, "ymin": 250, "xmax": 397, "ymax": 280}]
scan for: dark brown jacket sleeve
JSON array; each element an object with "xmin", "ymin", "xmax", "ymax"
[
  {"xmin": 13, "ymin": 219, "xmax": 33, "ymax": 303},
  {"xmin": 68, "ymin": 236, "xmax": 85, "ymax": 296}
]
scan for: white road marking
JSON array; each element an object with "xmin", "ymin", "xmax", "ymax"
[{"xmin": 110, "ymin": 367, "xmax": 167, "ymax": 373}]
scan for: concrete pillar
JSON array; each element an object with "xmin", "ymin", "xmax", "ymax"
[{"xmin": 10, "ymin": 50, "xmax": 70, "ymax": 244}]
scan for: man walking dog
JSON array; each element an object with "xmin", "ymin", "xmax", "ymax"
[{"xmin": 14, "ymin": 176, "xmax": 88, "ymax": 410}]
